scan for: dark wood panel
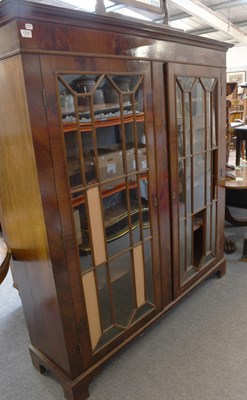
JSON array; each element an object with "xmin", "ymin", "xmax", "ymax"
[
  {"xmin": 21, "ymin": 53, "xmax": 89, "ymax": 376},
  {"xmin": 0, "ymin": 0, "xmax": 231, "ymax": 52},
  {"xmin": 0, "ymin": 21, "xmax": 19, "ymax": 58},
  {"xmin": 152, "ymin": 61, "xmax": 172, "ymax": 306},
  {"xmin": 0, "ymin": 0, "xmax": 232, "ymax": 67},
  {"xmin": 0, "ymin": 55, "xmax": 73, "ymax": 375},
  {"xmin": 15, "ymin": 19, "xmax": 228, "ymax": 68}
]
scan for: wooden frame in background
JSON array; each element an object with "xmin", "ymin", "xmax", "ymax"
[
  {"xmin": 227, "ymin": 70, "xmax": 246, "ymax": 84},
  {"xmin": 114, "ymin": 0, "xmax": 163, "ymax": 14}
]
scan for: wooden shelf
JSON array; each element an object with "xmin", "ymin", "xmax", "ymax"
[
  {"xmin": 79, "ymin": 207, "xmax": 150, "ymax": 252},
  {"xmin": 71, "ymin": 174, "xmax": 148, "ymax": 207},
  {"xmin": 63, "ymin": 112, "xmax": 144, "ymax": 133}
]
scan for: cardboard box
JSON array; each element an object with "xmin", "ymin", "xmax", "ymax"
[
  {"xmin": 98, "ymin": 150, "xmax": 124, "ymax": 189},
  {"xmin": 97, "ymin": 146, "xmax": 147, "ymax": 189},
  {"xmin": 127, "ymin": 147, "xmax": 147, "ymax": 179}
]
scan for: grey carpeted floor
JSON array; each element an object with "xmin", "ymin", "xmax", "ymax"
[{"xmin": 1, "ymin": 221, "xmax": 247, "ymax": 400}]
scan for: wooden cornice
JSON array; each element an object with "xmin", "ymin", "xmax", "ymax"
[{"xmin": 0, "ymin": 0, "xmax": 233, "ymax": 52}]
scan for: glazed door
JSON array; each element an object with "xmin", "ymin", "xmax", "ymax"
[
  {"xmin": 40, "ymin": 56, "xmax": 162, "ymax": 361},
  {"xmin": 166, "ymin": 63, "xmax": 224, "ymax": 298}
]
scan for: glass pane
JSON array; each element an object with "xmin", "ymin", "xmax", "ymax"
[
  {"xmin": 137, "ymin": 143, "xmax": 147, "ymax": 173},
  {"xmin": 212, "ymin": 150, "xmax": 217, "ymax": 200},
  {"xmin": 81, "ymin": 129, "xmax": 96, "ymax": 185},
  {"xmin": 140, "ymin": 178, "xmax": 149, "ymax": 207},
  {"xmin": 206, "ymin": 206, "xmax": 211, "ymax": 253},
  {"xmin": 95, "ymin": 326, "xmax": 124, "ymax": 350},
  {"xmin": 73, "ymin": 203, "xmax": 93, "ymax": 272},
  {"xmin": 109, "ymin": 251, "xmax": 135, "ymax": 327},
  {"xmin": 70, "ymin": 75, "xmax": 105, "ymax": 112},
  {"xmin": 176, "ymin": 84, "xmax": 184, "ymax": 157},
  {"xmin": 133, "ymin": 303, "xmax": 154, "ymax": 322},
  {"xmin": 184, "ymin": 93, "xmax": 191, "ymax": 156},
  {"xmin": 104, "ymin": 75, "xmax": 142, "ymax": 106},
  {"xmin": 178, "ymin": 123, "xmax": 184, "ymax": 159},
  {"xmin": 102, "ymin": 187, "xmax": 130, "ymax": 257},
  {"xmin": 192, "ymin": 81, "xmax": 205, "ymax": 153},
  {"xmin": 98, "ymin": 147, "xmax": 124, "ymax": 188},
  {"xmin": 107, "ymin": 232, "xmax": 131, "ymax": 258},
  {"xmin": 125, "ymin": 123, "xmax": 147, "ymax": 174},
  {"xmin": 174, "ymin": 75, "xmax": 218, "ymax": 286},
  {"xmin": 212, "ymin": 202, "xmax": 217, "ymax": 254},
  {"xmin": 129, "ymin": 183, "xmax": 141, "ymax": 245},
  {"xmin": 206, "ymin": 151, "xmax": 211, "ymax": 204},
  {"xmin": 186, "ymin": 158, "xmax": 192, "ymax": 215},
  {"xmin": 135, "ymin": 80, "xmax": 144, "ymax": 113},
  {"xmin": 206, "ymin": 92, "xmax": 211, "ymax": 150},
  {"xmin": 177, "ymin": 76, "xmax": 196, "ymax": 91},
  {"xmin": 179, "ymin": 220, "xmax": 186, "ymax": 282},
  {"xmin": 143, "ymin": 239, "xmax": 154, "ymax": 303},
  {"xmin": 58, "ymin": 78, "xmax": 75, "ymax": 115},
  {"xmin": 212, "ymin": 90, "xmax": 217, "ymax": 148},
  {"xmin": 193, "ymin": 210, "xmax": 204, "ymax": 267},
  {"xmin": 96, "ymin": 265, "xmax": 112, "ymax": 331},
  {"xmin": 186, "ymin": 217, "xmax": 192, "ymax": 269},
  {"xmin": 200, "ymin": 78, "xmax": 216, "ymax": 91},
  {"xmin": 96, "ymin": 125, "xmax": 120, "ymax": 150},
  {"xmin": 64, "ymin": 132, "xmax": 83, "ymax": 189},
  {"xmin": 179, "ymin": 159, "xmax": 185, "ymax": 219},
  {"xmin": 193, "ymin": 154, "xmax": 205, "ymax": 211}
]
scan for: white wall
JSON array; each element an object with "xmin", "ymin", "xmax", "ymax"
[{"xmin": 227, "ymin": 45, "xmax": 247, "ymax": 74}]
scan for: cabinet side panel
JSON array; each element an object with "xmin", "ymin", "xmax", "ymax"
[
  {"xmin": 0, "ymin": 55, "xmax": 71, "ymax": 375},
  {"xmin": 0, "ymin": 21, "xmax": 19, "ymax": 59},
  {"xmin": 217, "ymin": 69, "xmax": 227, "ymax": 259}
]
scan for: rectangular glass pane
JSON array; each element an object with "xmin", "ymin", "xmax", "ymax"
[
  {"xmin": 212, "ymin": 202, "xmax": 217, "ymax": 254},
  {"xmin": 212, "ymin": 90, "xmax": 217, "ymax": 148},
  {"xmin": 192, "ymin": 81, "xmax": 205, "ymax": 153},
  {"xmin": 102, "ymin": 187, "xmax": 130, "ymax": 257},
  {"xmin": 193, "ymin": 210, "xmax": 204, "ymax": 268},
  {"xmin": 81, "ymin": 130, "xmax": 96, "ymax": 185},
  {"xmin": 64, "ymin": 132, "xmax": 83, "ymax": 189},
  {"xmin": 212, "ymin": 150, "xmax": 217, "ymax": 201},
  {"xmin": 178, "ymin": 123, "xmax": 184, "ymax": 159},
  {"xmin": 206, "ymin": 151, "xmax": 211, "ymax": 204},
  {"xmin": 206, "ymin": 206, "xmax": 211, "ymax": 253},
  {"xmin": 193, "ymin": 154, "xmax": 205, "ymax": 211},
  {"xmin": 179, "ymin": 159, "xmax": 185, "ymax": 219},
  {"xmin": 129, "ymin": 183, "xmax": 141, "ymax": 245},
  {"xmin": 186, "ymin": 217, "xmax": 192, "ymax": 269},
  {"xmin": 143, "ymin": 239, "xmax": 153, "ymax": 303},
  {"xmin": 98, "ymin": 148, "xmax": 124, "ymax": 188},
  {"xmin": 73, "ymin": 203, "xmax": 93, "ymax": 272},
  {"xmin": 109, "ymin": 251, "xmax": 135, "ymax": 327},
  {"xmin": 184, "ymin": 93, "xmax": 191, "ymax": 156},
  {"xmin": 206, "ymin": 92, "xmax": 211, "ymax": 150},
  {"xmin": 186, "ymin": 158, "xmax": 192, "ymax": 215},
  {"xmin": 179, "ymin": 220, "xmax": 186, "ymax": 282},
  {"xmin": 96, "ymin": 265, "xmax": 112, "ymax": 331}
]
